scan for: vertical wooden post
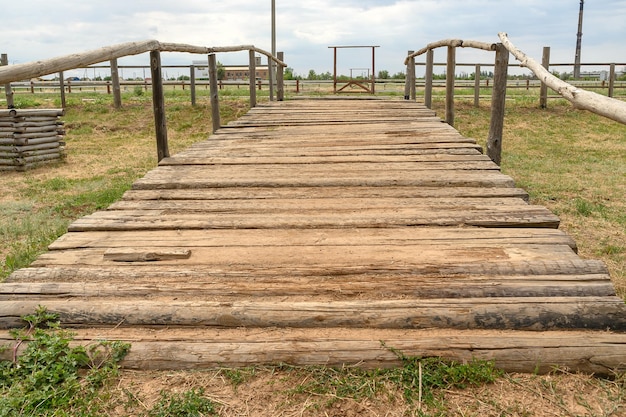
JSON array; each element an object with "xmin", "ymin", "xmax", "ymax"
[
  {"xmin": 424, "ymin": 49, "xmax": 434, "ymax": 109},
  {"xmin": 208, "ymin": 54, "xmax": 221, "ymax": 133},
  {"xmin": 190, "ymin": 65, "xmax": 197, "ymax": 106},
  {"xmin": 333, "ymin": 47, "xmax": 338, "ymax": 93},
  {"xmin": 404, "ymin": 50, "xmax": 413, "ymax": 100},
  {"xmin": 110, "ymin": 58, "xmax": 122, "ymax": 109},
  {"xmin": 1, "ymin": 54, "xmax": 14, "ymax": 109},
  {"xmin": 445, "ymin": 46, "xmax": 456, "ymax": 126},
  {"xmin": 608, "ymin": 63, "xmax": 615, "ymax": 98},
  {"xmin": 487, "ymin": 43, "xmax": 509, "ymax": 166},
  {"xmin": 59, "ymin": 72, "xmax": 66, "ymax": 108},
  {"xmin": 249, "ymin": 49, "xmax": 257, "ymax": 107},
  {"xmin": 276, "ymin": 52, "xmax": 284, "ymax": 101},
  {"xmin": 150, "ymin": 50, "xmax": 169, "ymax": 162},
  {"xmin": 539, "ymin": 47, "xmax": 550, "ymax": 109},
  {"xmin": 371, "ymin": 46, "xmax": 376, "ymax": 94},
  {"xmin": 268, "ymin": 55, "xmax": 275, "ymax": 101},
  {"xmin": 474, "ymin": 64, "xmax": 481, "ymax": 108}
]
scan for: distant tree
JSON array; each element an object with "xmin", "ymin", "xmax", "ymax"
[
  {"xmin": 217, "ymin": 61, "xmax": 225, "ymax": 80},
  {"xmin": 391, "ymin": 71, "xmax": 405, "ymax": 80},
  {"xmin": 284, "ymin": 67, "xmax": 295, "ymax": 80},
  {"xmin": 377, "ymin": 70, "xmax": 390, "ymax": 79},
  {"xmin": 307, "ymin": 69, "xmax": 317, "ymax": 80},
  {"xmin": 177, "ymin": 75, "xmax": 190, "ymax": 81}
]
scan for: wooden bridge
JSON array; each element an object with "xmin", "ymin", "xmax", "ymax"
[{"xmin": 2, "ymin": 98, "xmax": 625, "ymax": 373}]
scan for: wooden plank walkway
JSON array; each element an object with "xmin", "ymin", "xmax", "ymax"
[{"xmin": 2, "ymin": 98, "xmax": 625, "ymax": 374}]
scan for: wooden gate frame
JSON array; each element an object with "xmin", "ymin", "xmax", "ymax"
[{"xmin": 329, "ymin": 45, "xmax": 379, "ymax": 94}]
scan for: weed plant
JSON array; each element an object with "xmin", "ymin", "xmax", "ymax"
[{"xmin": 0, "ymin": 307, "xmax": 130, "ymax": 416}]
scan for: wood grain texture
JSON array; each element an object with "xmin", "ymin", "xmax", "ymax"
[{"xmin": 2, "ymin": 98, "xmax": 625, "ymax": 371}]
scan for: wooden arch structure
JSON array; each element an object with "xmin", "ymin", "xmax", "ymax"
[{"xmin": 329, "ymin": 45, "xmax": 379, "ymax": 94}]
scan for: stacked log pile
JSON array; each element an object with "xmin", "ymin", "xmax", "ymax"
[{"xmin": 0, "ymin": 109, "xmax": 65, "ymax": 171}]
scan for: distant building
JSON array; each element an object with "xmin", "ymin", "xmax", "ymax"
[{"xmin": 192, "ymin": 56, "xmax": 269, "ymax": 81}]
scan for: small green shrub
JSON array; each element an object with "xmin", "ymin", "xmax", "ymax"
[
  {"xmin": 147, "ymin": 388, "xmax": 218, "ymax": 417},
  {"xmin": 0, "ymin": 307, "xmax": 130, "ymax": 416}
]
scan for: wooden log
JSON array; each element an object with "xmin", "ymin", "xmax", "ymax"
[
  {"xmin": 14, "ymin": 125, "xmax": 62, "ymax": 134},
  {"xmin": 208, "ymin": 54, "xmax": 221, "ymax": 133},
  {"xmin": 0, "ymin": 327, "xmax": 624, "ymax": 374},
  {"xmin": 277, "ymin": 52, "xmax": 284, "ymax": 101},
  {"xmin": 425, "ymin": 49, "xmax": 434, "ymax": 109},
  {"xmin": 249, "ymin": 49, "xmax": 257, "ymax": 108},
  {"xmin": 486, "ymin": 43, "xmax": 509, "ymax": 165},
  {"xmin": 446, "ymin": 46, "xmax": 456, "ymax": 126},
  {"xmin": 0, "ymin": 296, "xmax": 624, "ymax": 331},
  {"xmin": 103, "ymin": 248, "xmax": 191, "ymax": 262},
  {"xmin": 13, "ymin": 135, "xmax": 63, "ymax": 145},
  {"xmin": 65, "ymin": 206, "xmax": 560, "ymax": 230},
  {"xmin": 150, "ymin": 50, "xmax": 169, "ymax": 162},
  {"xmin": 499, "ymin": 33, "xmax": 626, "ymax": 124},
  {"xmin": 110, "ymin": 58, "xmax": 122, "ymax": 108},
  {"xmin": 0, "ymin": 272, "xmax": 616, "ymax": 300},
  {"xmin": 404, "ymin": 39, "xmax": 496, "ymax": 63},
  {"xmin": 7, "ymin": 259, "xmax": 609, "ymax": 284},
  {"xmin": 0, "ymin": 109, "xmax": 63, "ymax": 118},
  {"xmin": 11, "ymin": 142, "xmax": 60, "ymax": 152}
]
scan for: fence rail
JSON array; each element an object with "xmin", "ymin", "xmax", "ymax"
[{"xmin": 0, "ymin": 40, "xmax": 287, "ymax": 162}]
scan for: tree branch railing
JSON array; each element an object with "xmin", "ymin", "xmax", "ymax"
[
  {"xmin": 404, "ymin": 39, "xmax": 508, "ymax": 165},
  {"xmin": 498, "ymin": 33, "xmax": 626, "ymax": 125},
  {"xmin": 0, "ymin": 40, "xmax": 288, "ymax": 162}
]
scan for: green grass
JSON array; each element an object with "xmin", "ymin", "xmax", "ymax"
[{"xmin": 0, "ymin": 307, "xmax": 130, "ymax": 416}]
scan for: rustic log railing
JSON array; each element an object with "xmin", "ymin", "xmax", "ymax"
[
  {"xmin": 498, "ymin": 33, "xmax": 626, "ymax": 125},
  {"xmin": 0, "ymin": 40, "xmax": 287, "ymax": 162},
  {"xmin": 404, "ymin": 39, "xmax": 509, "ymax": 165}
]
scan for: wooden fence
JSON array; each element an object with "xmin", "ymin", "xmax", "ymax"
[
  {"xmin": 404, "ymin": 36, "xmax": 626, "ymax": 165},
  {"xmin": 0, "ymin": 40, "xmax": 287, "ymax": 162}
]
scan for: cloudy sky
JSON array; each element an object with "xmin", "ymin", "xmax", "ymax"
[{"xmin": 3, "ymin": 0, "xmax": 625, "ymax": 78}]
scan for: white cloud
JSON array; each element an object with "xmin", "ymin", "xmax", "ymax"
[{"xmin": 2, "ymin": 0, "xmax": 625, "ymax": 76}]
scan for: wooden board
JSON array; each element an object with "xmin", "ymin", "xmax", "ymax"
[{"xmin": 2, "ymin": 98, "xmax": 624, "ymax": 372}]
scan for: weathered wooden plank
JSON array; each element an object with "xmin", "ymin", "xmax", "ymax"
[
  {"xmin": 31, "ymin": 244, "xmax": 579, "ymax": 267},
  {"xmin": 67, "ymin": 206, "xmax": 560, "ymax": 230},
  {"xmin": 120, "ymin": 186, "xmax": 530, "ymax": 201},
  {"xmin": 132, "ymin": 170, "xmax": 515, "ymax": 189},
  {"xmin": 2, "ymin": 327, "xmax": 624, "ymax": 374},
  {"xmin": 47, "ymin": 228, "xmax": 575, "ymax": 251},
  {"xmin": 7, "ymin": 259, "xmax": 611, "ymax": 283},
  {"xmin": 159, "ymin": 153, "xmax": 493, "ymax": 166},
  {"xmin": 107, "ymin": 197, "xmax": 529, "ymax": 212},
  {"xmin": 0, "ymin": 274, "xmax": 616, "ymax": 299},
  {"xmin": 1, "ymin": 297, "xmax": 624, "ymax": 331}
]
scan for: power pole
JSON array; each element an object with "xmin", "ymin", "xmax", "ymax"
[{"xmin": 574, "ymin": 0, "xmax": 584, "ymax": 79}]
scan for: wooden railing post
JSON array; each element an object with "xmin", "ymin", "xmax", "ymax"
[
  {"xmin": 474, "ymin": 64, "xmax": 481, "ymax": 108},
  {"xmin": 249, "ymin": 49, "xmax": 257, "ymax": 108},
  {"xmin": 445, "ymin": 46, "xmax": 456, "ymax": 126},
  {"xmin": 487, "ymin": 43, "xmax": 509, "ymax": 166},
  {"xmin": 208, "ymin": 54, "xmax": 221, "ymax": 133},
  {"xmin": 268, "ymin": 55, "xmax": 274, "ymax": 102},
  {"xmin": 150, "ymin": 50, "xmax": 169, "ymax": 162},
  {"xmin": 540, "ymin": 46, "xmax": 550, "ymax": 109},
  {"xmin": 404, "ymin": 50, "xmax": 413, "ymax": 100},
  {"xmin": 424, "ymin": 49, "xmax": 434, "ymax": 109},
  {"xmin": 110, "ymin": 58, "xmax": 122, "ymax": 109},
  {"xmin": 190, "ymin": 64, "xmax": 197, "ymax": 106},
  {"xmin": 277, "ymin": 52, "xmax": 284, "ymax": 101},
  {"xmin": 59, "ymin": 72, "xmax": 66, "ymax": 108},
  {"xmin": 609, "ymin": 63, "xmax": 616, "ymax": 98},
  {"xmin": 1, "ymin": 54, "xmax": 14, "ymax": 109}
]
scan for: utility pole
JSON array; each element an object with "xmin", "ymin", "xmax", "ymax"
[{"xmin": 574, "ymin": 0, "xmax": 584, "ymax": 79}]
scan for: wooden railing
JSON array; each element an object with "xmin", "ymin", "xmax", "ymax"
[
  {"xmin": 405, "ymin": 35, "xmax": 626, "ymax": 165},
  {"xmin": 0, "ymin": 40, "xmax": 287, "ymax": 162},
  {"xmin": 404, "ymin": 39, "xmax": 509, "ymax": 165}
]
